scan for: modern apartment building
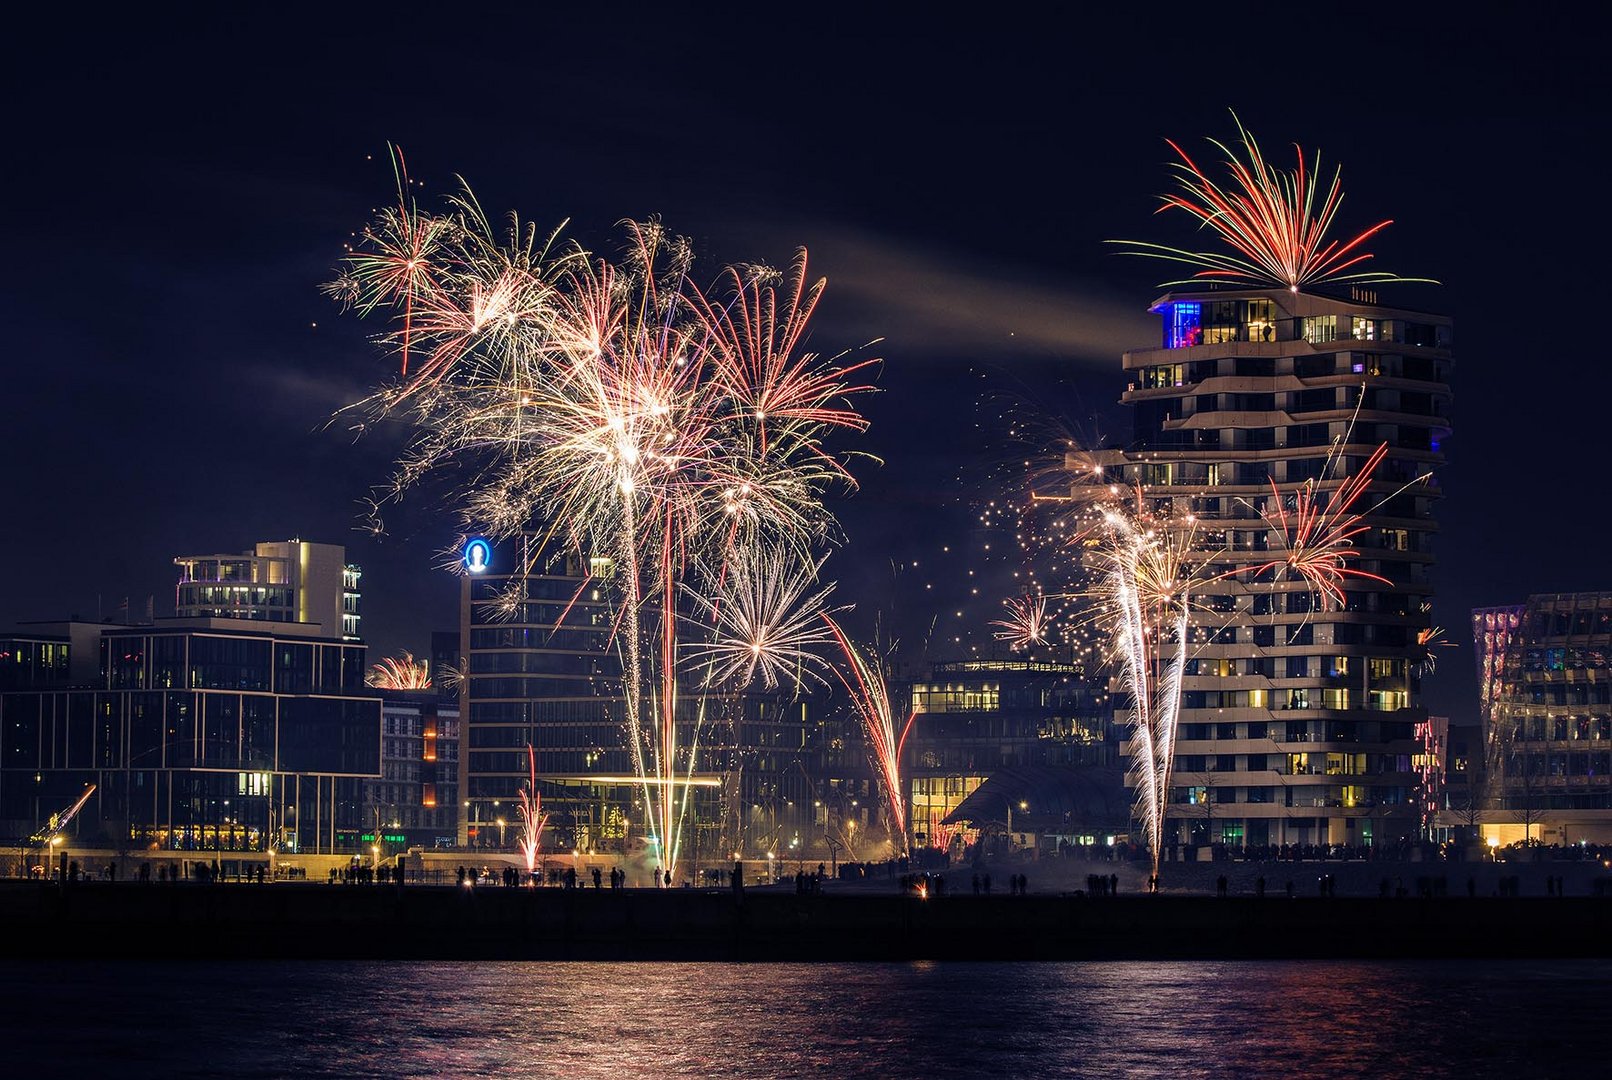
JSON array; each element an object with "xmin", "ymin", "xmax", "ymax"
[
  {"xmin": 175, "ymin": 539, "xmax": 362, "ymax": 641},
  {"xmin": 1095, "ymin": 287, "xmax": 1452, "ymax": 852},
  {"xmin": 362, "ymin": 689, "xmax": 461, "ymax": 853}
]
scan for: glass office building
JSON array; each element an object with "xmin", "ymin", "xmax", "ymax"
[{"xmin": 0, "ymin": 621, "xmax": 381, "ymax": 854}]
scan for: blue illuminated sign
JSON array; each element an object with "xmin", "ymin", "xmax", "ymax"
[{"xmin": 463, "ymin": 538, "xmax": 491, "ymax": 574}]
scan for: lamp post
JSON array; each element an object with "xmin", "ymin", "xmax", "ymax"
[{"xmin": 1006, "ymin": 799, "xmax": 1028, "ymax": 853}]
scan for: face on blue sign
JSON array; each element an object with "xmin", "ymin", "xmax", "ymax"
[{"xmin": 464, "ymin": 538, "xmax": 491, "ymax": 573}]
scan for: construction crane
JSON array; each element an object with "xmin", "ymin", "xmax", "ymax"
[
  {"xmin": 29, "ymin": 784, "xmax": 95, "ymax": 846},
  {"xmin": 11, "ymin": 784, "xmax": 94, "ymax": 879}
]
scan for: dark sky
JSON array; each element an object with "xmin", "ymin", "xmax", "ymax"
[{"xmin": 2, "ymin": 8, "xmax": 1604, "ymax": 723}]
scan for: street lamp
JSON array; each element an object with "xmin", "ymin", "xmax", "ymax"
[{"xmin": 1006, "ymin": 799, "xmax": 1028, "ymax": 851}]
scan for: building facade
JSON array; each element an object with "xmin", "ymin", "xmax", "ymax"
[
  {"xmin": 0, "ymin": 634, "xmax": 71, "ymax": 691},
  {"xmin": 0, "ymin": 618, "xmax": 380, "ymax": 854},
  {"xmin": 1472, "ymin": 593, "xmax": 1612, "ymax": 844},
  {"xmin": 361, "ymin": 689, "xmax": 460, "ymax": 854},
  {"xmin": 904, "ymin": 659, "xmax": 1119, "ymax": 851},
  {"xmin": 459, "ymin": 533, "xmax": 823, "ymax": 867},
  {"xmin": 175, "ymin": 539, "xmax": 362, "ymax": 641},
  {"xmin": 1096, "ymin": 287, "xmax": 1452, "ymax": 851},
  {"xmin": 459, "ymin": 535, "xmax": 630, "ymax": 852}
]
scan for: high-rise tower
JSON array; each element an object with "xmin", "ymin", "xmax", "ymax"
[{"xmin": 1103, "ymin": 287, "xmax": 1452, "ymax": 851}]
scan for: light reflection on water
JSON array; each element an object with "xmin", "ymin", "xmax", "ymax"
[{"xmin": 2, "ymin": 960, "xmax": 1605, "ymax": 1078}]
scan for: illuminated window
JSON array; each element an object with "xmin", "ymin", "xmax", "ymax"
[
  {"xmin": 1165, "ymin": 302, "xmax": 1202, "ymax": 348},
  {"xmin": 1244, "ymin": 299, "xmax": 1276, "ymax": 342},
  {"xmin": 1141, "ymin": 363, "xmax": 1185, "ymax": 388},
  {"xmin": 1302, "ymin": 315, "xmax": 1339, "ymax": 344}
]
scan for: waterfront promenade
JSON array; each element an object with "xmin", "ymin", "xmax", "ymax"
[{"xmin": 4, "ymin": 876, "xmax": 1611, "ymax": 962}]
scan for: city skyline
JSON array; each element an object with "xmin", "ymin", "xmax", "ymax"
[{"xmin": 4, "ymin": 8, "xmax": 1604, "ymax": 733}]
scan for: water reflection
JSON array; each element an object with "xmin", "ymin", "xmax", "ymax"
[{"xmin": 3, "ymin": 960, "xmax": 1605, "ymax": 1078}]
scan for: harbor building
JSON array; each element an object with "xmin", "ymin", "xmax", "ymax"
[
  {"xmin": 458, "ymin": 533, "xmax": 820, "ymax": 868},
  {"xmin": 902, "ymin": 659, "xmax": 1122, "ymax": 855}
]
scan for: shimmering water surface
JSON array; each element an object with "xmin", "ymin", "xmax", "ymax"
[{"xmin": 3, "ymin": 960, "xmax": 1603, "ymax": 1078}]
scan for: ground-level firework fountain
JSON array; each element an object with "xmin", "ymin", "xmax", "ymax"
[
  {"xmin": 824, "ymin": 617, "xmax": 915, "ymax": 855},
  {"xmin": 1071, "ymin": 435, "xmax": 1421, "ymax": 882},
  {"xmin": 517, "ymin": 745, "xmax": 547, "ymax": 877}
]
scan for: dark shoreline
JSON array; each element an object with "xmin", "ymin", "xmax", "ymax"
[{"xmin": 4, "ymin": 880, "xmax": 1609, "ymax": 962}]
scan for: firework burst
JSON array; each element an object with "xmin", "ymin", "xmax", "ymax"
[
  {"xmin": 366, "ymin": 651, "xmax": 433, "ymax": 690},
  {"xmin": 1235, "ymin": 443, "xmax": 1394, "ymax": 611},
  {"xmin": 1416, "ymin": 625, "xmax": 1454, "ymax": 675},
  {"xmin": 990, "ymin": 592, "xmax": 1052, "ymax": 651},
  {"xmin": 1109, "ymin": 114, "xmax": 1435, "ymax": 291},
  {"xmin": 682, "ymin": 549, "xmax": 840, "ymax": 692},
  {"xmin": 333, "ymin": 168, "xmax": 873, "ymax": 878}
]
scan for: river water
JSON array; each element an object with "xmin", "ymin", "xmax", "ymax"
[{"xmin": 2, "ymin": 959, "xmax": 1601, "ymax": 1077}]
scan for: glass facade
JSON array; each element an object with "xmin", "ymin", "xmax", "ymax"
[
  {"xmin": 1480, "ymin": 594, "xmax": 1612, "ymax": 824},
  {"xmin": 461, "ymin": 533, "xmax": 822, "ymax": 863},
  {"xmin": 0, "ymin": 626, "xmax": 382, "ymax": 854},
  {"xmin": 0, "ymin": 638, "xmax": 70, "ymax": 691},
  {"xmin": 903, "ymin": 660, "xmax": 1116, "ymax": 852}
]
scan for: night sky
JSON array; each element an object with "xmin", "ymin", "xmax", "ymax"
[{"xmin": 3, "ymin": 8, "xmax": 1604, "ymax": 724}]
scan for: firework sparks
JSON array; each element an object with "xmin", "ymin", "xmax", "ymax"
[
  {"xmin": 682, "ymin": 549, "xmax": 840, "ymax": 692},
  {"xmin": 1416, "ymin": 625, "xmax": 1454, "ymax": 675},
  {"xmin": 365, "ymin": 651, "xmax": 432, "ymax": 690},
  {"xmin": 334, "ymin": 173, "xmax": 873, "ymax": 879},
  {"xmin": 516, "ymin": 744, "xmax": 548, "ymax": 877},
  {"xmin": 31, "ymin": 784, "xmax": 96, "ymax": 845},
  {"xmin": 990, "ymin": 592, "xmax": 1052, "ymax": 650},
  {"xmin": 1086, "ymin": 503, "xmax": 1201, "ymax": 879},
  {"xmin": 823, "ymin": 616, "xmax": 915, "ymax": 854},
  {"xmin": 1235, "ymin": 443, "xmax": 1394, "ymax": 611},
  {"xmin": 925, "ymin": 812, "xmax": 969, "ymax": 854},
  {"xmin": 1109, "ymin": 114, "xmax": 1435, "ymax": 291}
]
